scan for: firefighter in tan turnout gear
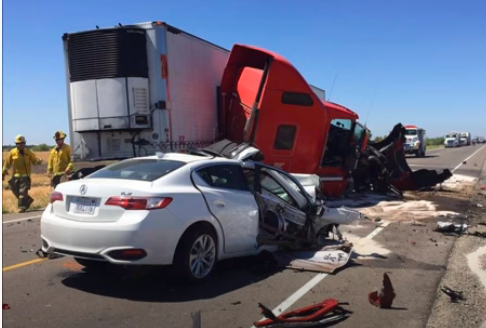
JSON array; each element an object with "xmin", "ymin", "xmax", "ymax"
[
  {"xmin": 47, "ymin": 131, "xmax": 74, "ymax": 189},
  {"xmin": 2, "ymin": 135, "xmax": 43, "ymax": 213}
]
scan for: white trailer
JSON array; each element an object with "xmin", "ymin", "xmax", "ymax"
[
  {"xmin": 63, "ymin": 21, "xmax": 327, "ymax": 161},
  {"xmin": 444, "ymin": 132, "xmax": 461, "ymax": 148},
  {"xmin": 460, "ymin": 132, "xmax": 471, "ymax": 146}
]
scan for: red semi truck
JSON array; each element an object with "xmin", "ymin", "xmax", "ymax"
[{"xmin": 219, "ymin": 44, "xmax": 451, "ymax": 197}]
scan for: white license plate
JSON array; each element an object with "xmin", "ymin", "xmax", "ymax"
[{"xmin": 71, "ymin": 197, "xmax": 97, "ymax": 215}]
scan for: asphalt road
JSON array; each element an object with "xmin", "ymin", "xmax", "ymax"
[{"xmin": 3, "ymin": 144, "xmax": 486, "ymax": 328}]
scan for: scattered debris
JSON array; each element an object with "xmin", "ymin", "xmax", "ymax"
[
  {"xmin": 430, "ymin": 238, "xmax": 438, "ymax": 243},
  {"xmin": 254, "ymin": 299, "xmax": 351, "ymax": 327},
  {"xmin": 441, "ymin": 286, "xmax": 465, "ymax": 303},
  {"xmin": 21, "ymin": 250, "xmax": 28, "ymax": 253},
  {"xmin": 273, "ymin": 242, "xmax": 353, "ymax": 273},
  {"xmin": 410, "ymin": 241, "xmax": 416, "ymax": 246},
  {"xmin": 2, "ymin": 304, "xmax": 10, "ymax": 310},
  {"xmin": 231, "ymin": 301, "xmax": 242, "ymax": 306},
  {"xmin": 35, "ymin": 249, "xmax": 64, "ymax": 260},
  {"xmin": 477, "ymin": 203, "xmax": 484, "ymax": 208},
  {"xmin": 368, "ymin": 273, "xmax": 396, "ymax": 308},
  {"xmin": 435, "ymin": 222, "xmax": 469, "ymax": 234},
  {"xmin": 374, "ymin": 218, "xmax": 382, "ymax": 223}
]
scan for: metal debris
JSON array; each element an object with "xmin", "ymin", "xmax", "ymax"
[
  {"xmin": 254, "ymin": 299, "xmax": 351, "ymax": 327},
  {"xmin": 441, "ymin": 286, "xmax": 465, "ymax": 303},
  {"xmin": 368, "ymin": 273, "xmax": 396, "ymax": 308},
  {"xmin": 231, "ymin": 301, "xmax": 242, "ymax": 306},
  {"xmin": 35, "ymin": 249, "xmax": 64, "ymax": 260},
  {"xmin": 435, "ymin": 222, "xmax": 469, "ymax": 234}
]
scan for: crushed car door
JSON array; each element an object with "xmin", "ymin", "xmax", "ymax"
[
  {"xmin": 247, "ymin": 166, "xmax": 308, "ymax": 233},
  {"xmin": 192, "ymin": 164, "xmax": 259, "ymax": 253}
]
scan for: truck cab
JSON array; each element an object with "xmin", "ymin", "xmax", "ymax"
[
  {"xmin": 444, "ymin": 133, "xmax": 460, "ymax": 148},
  {"xmin": 403, "ymin": 125, "xmax": 426, "ymax": 157}
]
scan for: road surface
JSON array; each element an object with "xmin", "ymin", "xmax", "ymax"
[{"xmin": 3, "ymin": 144, "xmax": 486, "ymax": 328}]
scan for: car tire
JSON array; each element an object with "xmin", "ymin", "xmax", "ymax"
[
  {"xmin": 174, "ymin": 226, "xmax": 218, "ymax": 283},
  {"xmin": 74, "ymin": 257, "xmax": 109, "ymax": 270}
]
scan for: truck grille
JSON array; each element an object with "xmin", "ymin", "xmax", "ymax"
[{"xmin": 66, "ymin": 28, "xmax": 148, "ymax": 82}]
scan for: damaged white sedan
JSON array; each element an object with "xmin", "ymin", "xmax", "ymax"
[{"xmin": 41, "ymin": 143, "xmax": 361, "ymax": 282}]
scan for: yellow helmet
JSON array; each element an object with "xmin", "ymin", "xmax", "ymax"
[
  {"xmin": 15, "ymin": 135, "xmax": 26, "ymax": 144},
  {"xmin": 54, "ymin": 131, "xmax": 66, "ymax": 140}
]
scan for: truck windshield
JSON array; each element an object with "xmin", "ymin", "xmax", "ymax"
[
  {"xmin": 405, "ymin": 129, "xmax": 417, "ymax": 136},
  {"xmin": 446, "ymin": 134, "xmax": 455, "ymax": 138}
]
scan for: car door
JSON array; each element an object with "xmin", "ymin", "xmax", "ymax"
[
  {"xmin": 250, "ymin": 166, "xmax": 308, "ymax": 228},
  {"xmin": 192, "ymin": 164, "xmax": 259, "ymax": 253}
]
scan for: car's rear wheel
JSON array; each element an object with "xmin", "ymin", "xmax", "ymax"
[
  {"xmin": 174, "ymin": 226, "xmax": 217, "ymax": 283},
  {"xmin": 74, "ymin": 257, "xmax": 109, "ymax": 270}
]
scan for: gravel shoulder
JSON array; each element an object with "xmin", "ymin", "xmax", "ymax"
[{"xmin": 426, "ymin": 157, "xmax": 486, "ymax": 328}]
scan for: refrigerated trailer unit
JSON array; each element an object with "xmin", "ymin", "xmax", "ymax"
[{"xmin": 63, "ymin": 22, "xmax": 326, "ymax": 161}]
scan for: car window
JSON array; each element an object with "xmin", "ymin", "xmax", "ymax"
[
  {"xmin": 87, "ymin": 159, "xmax": 185, "ymax": 182},
  {"xmin": 259, "ymin": 170, "xmax": 297, "ymax": 207},
  {"xmin": 197, "ymin": 165, "xmax": 249, "ymax": 191}
]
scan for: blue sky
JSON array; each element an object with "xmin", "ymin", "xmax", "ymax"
[{"xmin": 3, "ymin": 0, "xmax": 486, "ymax": 144}]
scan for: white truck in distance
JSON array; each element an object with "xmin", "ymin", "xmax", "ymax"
[
  {"xmin": 404, "ymin": 125, "xmax": 426, "ymax": 157},
  {"xmin": 62, "ymin": 21, "xmax": 327, "ymax": 162},
  {"xmin": 444, "ymin": 132, "xmax": 461, "ymax": 148},
  {"xmin": 460, "ymin": 132, "xmax": 471, "ymax": 146}
]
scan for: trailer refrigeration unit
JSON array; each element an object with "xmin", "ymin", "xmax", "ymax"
[{"xmin": 63, "ymin": 22, "xmax": 326, "ymax": 161}]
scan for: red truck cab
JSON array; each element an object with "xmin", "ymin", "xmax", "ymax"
[{"xmin": 220, "ymin": 44, "xmax": 368, "ymax": 197}]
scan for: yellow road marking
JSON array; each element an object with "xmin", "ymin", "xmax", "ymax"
[{"xmin": 2, "ymin": 258, "xmax": 47, "ymax": 272}]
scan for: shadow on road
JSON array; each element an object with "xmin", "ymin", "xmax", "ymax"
[{"xmin": 61, "ymin": 255, "xmax": 283, "ymax": 303}]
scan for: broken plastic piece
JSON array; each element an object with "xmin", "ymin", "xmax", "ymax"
[
  {"xmin": 254, "ymin": 299, "xmax": 351, "ymax": 327},
  {"xmin": 435, "ymin": 222, "xmax": 469, "ymax": 234},
  {"xmin": 368, "ymin": 273, "xmax": 396, "ymax": 308},
  {"xmin": 441, "ymin": 286, "xmax": 465, "ymax": 303},
  {"xmin": 2, "ymin": 304, "xmax": 10, "ymax": 310}
]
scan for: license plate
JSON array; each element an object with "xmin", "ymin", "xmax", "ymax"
[{"xmin": 71, "ymin": 197, "xmax": 97, "ymax": 215}]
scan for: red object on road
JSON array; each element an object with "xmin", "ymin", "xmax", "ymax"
[
  {"xmin": 254, "ymin": 298, "xmax": 345, "ymax": 327},
  {"xmin": 369, "ymin": 273, "xmax": 396, "ymax": 308},
  {"xmin": 3, "ymin": 303, "xmax": 11, "ymax": 310}
]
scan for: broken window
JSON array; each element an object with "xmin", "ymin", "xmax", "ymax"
[
  {"xmin": 197, "ymin": 165, "xmax": 249, "ymax": 191},
  {"xmin": 259, "ymin": 170, "xmax": 298, "ymax": 207},
  {"xmin": 274, "ymin": 125, "xmax": 297, "ymax": 150},
  {"xmin": 321, "ymin": 119, "xmax": 353, "ymax": 167}
]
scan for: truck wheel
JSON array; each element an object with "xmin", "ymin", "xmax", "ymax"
[{"xmin": 174, "ymin": 226, "xmax": 217, "ymax": 283}]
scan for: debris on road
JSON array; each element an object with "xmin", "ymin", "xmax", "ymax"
[
  {"xmin": 435, "ymin": 222, "xmax": 469, "ymax": 235},
  {"xmin": 231, "ymin": 301, "xmax": 242, "ymax": 306},
  {"xmin": 254, "ymin": 299, "xmax": 351, "ymax": 327},
  {"xmin": 411, "ymin": 222, "xmax": 426, "ymax": 227},
  {"xmin": 35, "ymin": 249, "xmax": 64, "ymax": 260},
  {"xmin": 368, "ymin": 273, "xmax": 396, "ymax": 308},
  {"xmin": 192, "ymin": 310, "xmax": 201, "ymax": 328},
  {"xmin": 441, "ymin": 286, "xmax": 465, "ymax": 303},
  {"xmin": 273, "ymin": 242, "xmax": 353, "ymax": 273},
  {"xmin": 2, "ymin": 304, "xmax": 10, "ymax": 310},
  {"xmin": 477, "ymin": 203, "xmax": 484, "ymax": 208},
  {"xmin": 430, "ymin": 238, "xmax": 438, "ymax": 243},
  {"xmin": 468, "ymin": 231, "xmax": 486, "ymax": 239}
]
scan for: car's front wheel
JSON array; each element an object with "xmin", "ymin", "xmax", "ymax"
[{"xmin": 174, "ymin": 226, "xmax": 217, "ymax": 283}]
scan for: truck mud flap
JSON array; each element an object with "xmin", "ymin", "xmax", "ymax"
[{"xmin": 369, "ymin": 123, "xmax": 452, "ymax": 191}]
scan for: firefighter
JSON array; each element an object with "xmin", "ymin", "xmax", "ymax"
[
  {"xmin": 2, "ymin": 135, "xmax": 43, "ymax": 213},
  {"xmin": 47, "ymin": 131, "xmax": 74, "ymax": 189}
]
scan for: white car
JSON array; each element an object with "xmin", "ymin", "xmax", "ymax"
[{"xmin": 41, "ymin": 145, "xmax": 360, "ymax": 282}]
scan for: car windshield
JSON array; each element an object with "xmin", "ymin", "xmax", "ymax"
[
  {"xmin": 405, "ymin": 129, "xmax": 417, "ymax": 136},
  {"xmin": 87, "ymin": 159, "xmax": 186, "ymax": 182}
]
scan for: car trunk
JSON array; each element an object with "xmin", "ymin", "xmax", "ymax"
[{"xmin": 52, "ymin": 179, "xmax": 153, "ymax": 222}]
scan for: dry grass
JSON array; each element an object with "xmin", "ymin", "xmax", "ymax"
[{"xmin": 2, "ymin": 185, "xmax": 51, "ymax": 214}]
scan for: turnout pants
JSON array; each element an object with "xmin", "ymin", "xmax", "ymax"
[{"xmin": 8, "ymin": 177, "xmax": 33, "ymax": 210}]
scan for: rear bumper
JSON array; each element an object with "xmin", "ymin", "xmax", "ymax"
[{"xmin": 40, "ymin": 205, "xmax": 185, "ymax": 265}]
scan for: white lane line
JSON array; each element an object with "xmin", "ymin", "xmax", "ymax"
[
  {"xmin": 2, "ymin": 215, "xmax": 42, "ymax": 224},
  {"xmin": 451, "ymin": 145, "xmax": 486, "ymax": 173},
  {"xmin": 251, "ymin": 221, "xmax": 391, "ymax": 327}
]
